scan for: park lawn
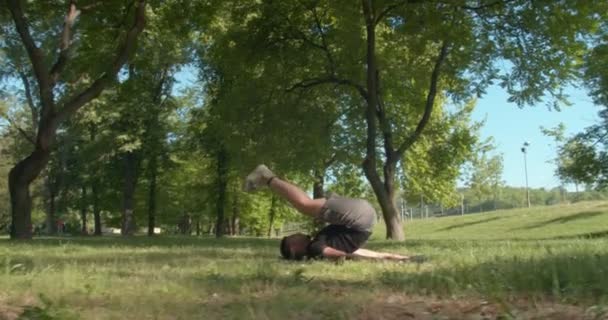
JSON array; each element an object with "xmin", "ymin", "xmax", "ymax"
[{"xmin": 1, "ymin": 202, "xmax": 608, "ymax": 319}]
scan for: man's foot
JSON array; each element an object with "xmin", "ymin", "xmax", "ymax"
[{"xmin": 243, "ymin": 164, "xmax": 275, "ymax": 192}]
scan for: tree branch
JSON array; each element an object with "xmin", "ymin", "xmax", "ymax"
[
  {"xmin": 6, "ymin": 0, "xmax": 54, "ymax": 114},
  {"xmin": 324, "ymin": 152, "xmax": 338, "ymax": 168},
  {"xmin": 14, "ymin": 126, "xmax": 36, "ymax": 146},
  {"xmin": 374, "ymin": 0, "xmax": 429, "ymax": 25},
  {"xmin": 18, "ymin": 71, "xmax": 39, "ymax": 131},
  {"xmin": 1, "ymin": 114, "xmax": 36, "ymax": 146},
  {"xmin": 56, "ymin": 0, "xmax": 147, "ymax": 123},
  {"xmin": 80, "ymin": 1, "xmax": 104, "ymax": 13},
  {"xmin": 375, "ymin": 1, "xmax": 406, "ymax": 25},
  {"xmin": 50, "ymin": 1, "xmax": 81, "ymax": 85},
  {"xmin": 310, "ymin": 6, "xmax": 336, "ymax": 75},
  {"xmin": 460, "ymin": 0, "xmax": 514, "ymax": 11},
  {"xmin": 286, "ymin": 76, "xmax": 369, "ymax": 101},
  {"xmin": 397, "ymin": 41, "xmax": 449, "ymax": 157},
  {"xmin": 375, "ymin": 69, "xmax": 396, "ymax": 165}
]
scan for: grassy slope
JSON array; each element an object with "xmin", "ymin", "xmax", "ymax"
[
  {"xmin": 387, "ymin": 201, "xmax": 608, "ymax": 240},
  {"xmin": 0, "ymin": 201, "xmax": 607, "ymax": 319}
]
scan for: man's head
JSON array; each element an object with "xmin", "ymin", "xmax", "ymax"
[{"xmin": 280, "ymin": 233, "xmax": 311, "ymax": 260}]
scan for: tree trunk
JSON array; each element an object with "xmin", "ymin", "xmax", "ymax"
[
  {"xmin": 9, "ymin": 177, "xmax": 32, "ymax": 239},
  {"xmin": 223, "ymin": 217, "xmax": 230, "ymax": 235},
  {"xmin": 267, "ymin": 195, "xmax": 277, "ymax": 238},
  {"xmin": 9, "ymin": 148, "xmax": 51, "ymax": 239},
  {"xmin": 215, "ymin": 148, "xmax": 228, "ymax": 238},
  {"xmin": 45, "ymin": 176, "xmax": 58, "ymax": 235},
  {"xmin": 196, "ymin": 217, "xmax": 201, "ymax": 236},
  {"xmin": 420, "ymin": 194, "xmax": 424, "ymax": 218},
  {"xmin": 312, "ymin": 167, "xmax": 327, "ymax": 232},
  {"xmin": 361, "ymin": 1, "xmax": 404, "ymax": 240},
  {"xmin": 147, "ymin": 156, "xmax": 157, "ymax": 236},
  {"xmin": 80, "ymin": 185, "xmax": 87, "ymax": 234},
  {"xmin": 313, "ymin": 168, "xmax": 325, "ymax": 199},
  {"xmin": 57, "ymin": 138, "xmax": 71, "ymax": 223},
  {"xmin": 89, "ymin": 125, "xmax": 102, "ymax": 236},
  {"xmin": 92, "ymin": 180, "xmax": 102, "ymax": 236},
  {"xmin": 366, "ymin": 169, "xmax": 405, "ymax": 241},
  {"xmin": 231, "ymin": 194, "xmax": 240, "ymax": 236},
  {"xmin": 121, "ymin": 152, "xmax": 138, "ymax": 236}
]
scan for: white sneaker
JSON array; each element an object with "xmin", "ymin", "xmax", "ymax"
[{"xmin": 243, "ymin": 164, "xmax": 275, "ymax": 192}]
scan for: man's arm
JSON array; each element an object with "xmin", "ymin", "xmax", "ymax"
[
  {"xmin": 321, "ymin": 247, "xmax": 410, "ymax": 261},
  {"xmin": 321, "ymin": 246, "xmax": 351, "ymax": 259},
  {"xmin": 351, "ymin": 248, "xmax": 410, "ymax": 261}
]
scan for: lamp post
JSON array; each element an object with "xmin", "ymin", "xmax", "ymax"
[{"xmin": 521, "ymin": 142, "xmax": 531, "ymax": 208}]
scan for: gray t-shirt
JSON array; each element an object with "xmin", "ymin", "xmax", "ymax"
[{"xmin": 318, "ymin": 194, "xmax": 376, "ymax": 232}]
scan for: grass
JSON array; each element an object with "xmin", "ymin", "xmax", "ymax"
[{"xmin": 1, "ymin": 201, "xmax": 608, "ymax": 319}]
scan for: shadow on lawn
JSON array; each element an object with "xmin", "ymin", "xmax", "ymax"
[
  {"xmin": 4, "ymin": 248, "xmax": 276, "ymax": 269},
  {"xmin": 437, "ymin": 216, "xmax": 502, "ymax": 231},
  {"xmin": 179, "ymin": 250, "xmax": 608, "ymax": 304},
  {"xmin": 516, "ymin": 210, "xmax": 607, "ymax": 230},
  {"xmin": 0, "ymin": 236, "xmax": 282, "ymax": 270},
  {"xmin": 378, "ymin": 251, "xmax": 608, "ymax": 303},
  {"xmin": 0, "ymin": 235, "xmax": 278, "ymax": 249},
  {"xmin": 554, "ymin": 230, "xmax": 608, "ymax": 240}
]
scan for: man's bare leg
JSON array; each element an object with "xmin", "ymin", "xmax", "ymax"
[
  {"xmin": 244, "ymin": 164, "xmax": 325, "ymax": 218},
  {"xmin": 268, "ymin": 177, "xmax": 326, "ymax": 218}
]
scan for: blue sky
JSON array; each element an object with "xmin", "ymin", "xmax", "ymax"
[{"xmin": 473, "ymin": 85, "xmax": 599, "ymax": 189}]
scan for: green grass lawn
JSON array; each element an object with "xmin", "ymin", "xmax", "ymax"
[{"xmin": 1, "ymin": 201, "xmax": 608, "ymax": 319}]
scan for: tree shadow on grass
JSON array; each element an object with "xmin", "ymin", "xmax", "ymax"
[
  {"xmin": 376, "ymin": 251, "xmax": 608, "ymax": 303},
  {"xmin": 553, "ymin": 230, "xmax": 608, "ymax": 240},
  {"xmin": 437, "ymin": 216, "xmax": 503, "ymax": 231},
  {"xmin": 177, "ymin": 250, "xmax": 608, "ymax": 316},
  {"xmin": 0, "ymin": 235, "xmax": 279, "ymax": 250},
  {"xmin": 515, "ymin": 210, "xmax": 607, "ymax": 230}
]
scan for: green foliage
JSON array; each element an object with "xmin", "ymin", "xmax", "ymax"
[
  {"xmin": 584, "ymin": 33, "xmax": 608, "ymax": 106},
  {"xmin": 465, "ymin": 151, "xmax": 505, "ymax": 204},
  {"xmin": 541, "ymin": 25, "xmax": 608, "ymax": 189},
  {"xmin": 401, "ymin": 100, "xmax": 482, "ymax": 207},
  {"xmin": 543, "ymin": 114, "xmax": 608, "ymax": 190}
]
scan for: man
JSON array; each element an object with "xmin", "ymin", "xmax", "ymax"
[{"xmin": 244, "ymin": 164, "xmax": 414, "ymax": 261}]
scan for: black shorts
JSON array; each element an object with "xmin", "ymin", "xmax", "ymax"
[{"xmin": 307, "ymin": 224, "xmax": 371, "ymax": 258}]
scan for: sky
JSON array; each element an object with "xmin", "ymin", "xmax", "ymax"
[{"xmin": 472, "ymin": 85, "xmax": 599, "ymax": 190}]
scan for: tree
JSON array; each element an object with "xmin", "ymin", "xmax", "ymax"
[
  {"xmin": 550, "ymin": 124, "xmax": 606, "ymax": 189},
  {"xmin": 400, "ymin": 100, "xmax": 482, "ymax": 210},
  {"xmin": 2, "ymin": 0, "xmax": 146, "ymax": 239},
  {"xmin": 545, "ymin": 25, "xmax": 608, "ymax": 189},
  {"xmin": 200, "ymin": 0, "xmax": 602, "ymax": 240},
  {"xmin": 466, "ymin": 152, "xmax": 504, "ymax": 211}
]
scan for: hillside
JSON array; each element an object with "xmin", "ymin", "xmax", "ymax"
[{"xmin": 371, "ymin": 201, "xmax": 608, "ymax": 241}]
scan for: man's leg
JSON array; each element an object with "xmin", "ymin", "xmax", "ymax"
[
  {"xmin": 244, "ymin": 165, "xmax": 325, "ymax": 218},
  {"xmin": 269, "ymin": 178, "xmax": 326, "ymax": 217}
]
